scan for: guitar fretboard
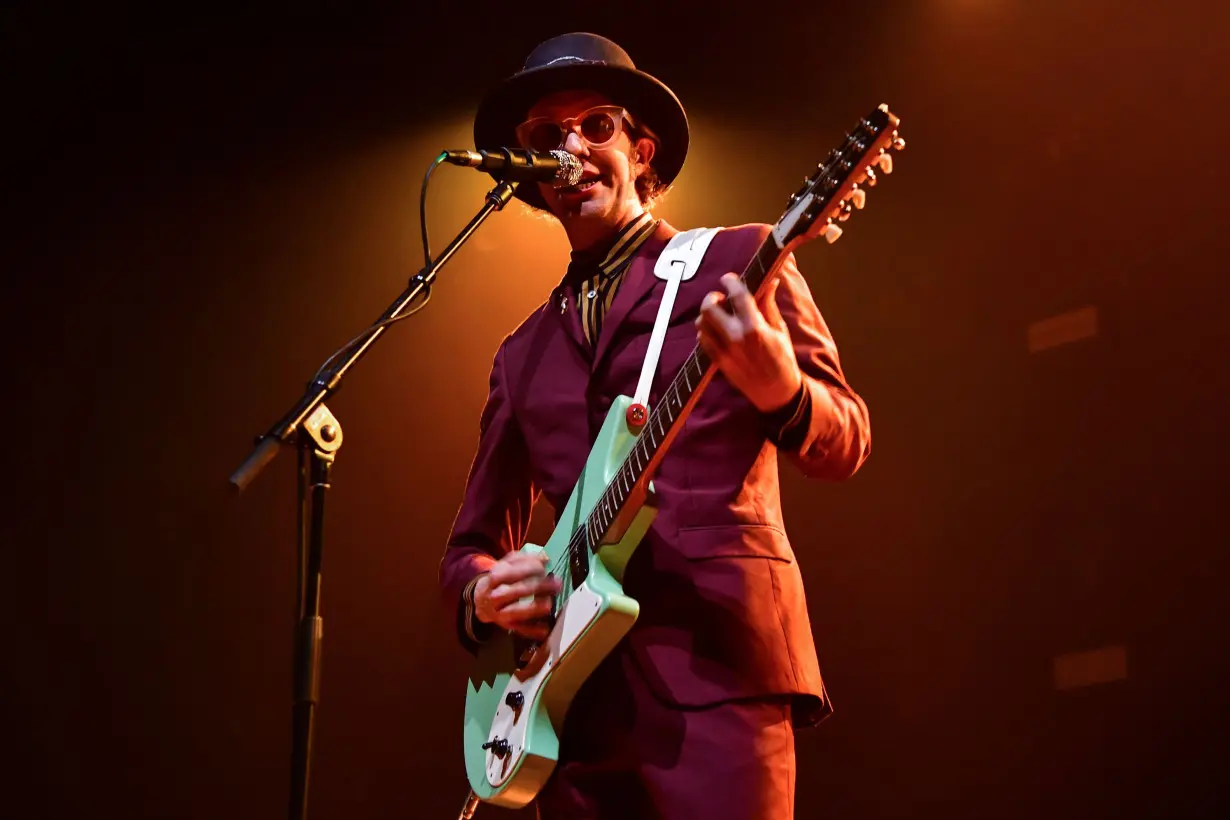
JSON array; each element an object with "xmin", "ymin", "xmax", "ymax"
[{"xmin": 583, "ymin": 236, "xmax": 784, "ymax": 551}]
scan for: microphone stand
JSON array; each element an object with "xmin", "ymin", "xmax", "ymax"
[{"xmin": 229, "ymin": 178, "xmax": 518, "ymax": 820}]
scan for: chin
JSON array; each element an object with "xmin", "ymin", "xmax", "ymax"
[
  {"xmin": 554, "ymin": 192, "xmax": 607, "ymax": 221},
  {"xmin": 577, "ymin": 197, "xmax": 610, "ymax": 218}
]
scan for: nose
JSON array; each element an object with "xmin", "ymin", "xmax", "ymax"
[{"xmin": 562, "ymin": 130, "xmax": 587, "ymax": 156}]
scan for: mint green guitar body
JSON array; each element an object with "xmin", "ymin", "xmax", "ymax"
[{"xmin": 462, "ymin": 396, "xmax": 656, "ymax": 808}]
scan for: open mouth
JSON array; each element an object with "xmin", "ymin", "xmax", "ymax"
[{"xmin": 567, "ymin": 176, "xmax": 601, "ymax": 193}]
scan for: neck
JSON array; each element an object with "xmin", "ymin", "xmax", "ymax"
[{"xmin": 562, "ymin": 201, "xmax": 646, "ymax": 254}]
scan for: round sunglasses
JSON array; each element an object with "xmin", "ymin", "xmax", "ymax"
[{"xmin": 515, "ymin": 105, "xmax": 645, "ymax": 153}]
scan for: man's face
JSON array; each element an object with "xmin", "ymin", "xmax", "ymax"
[{"xmin": 519, "ymin": 91, "xmax": 655, "ymax": 229}]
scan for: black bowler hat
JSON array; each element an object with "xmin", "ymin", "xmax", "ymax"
[{"xmin": 472, "ymin": 32, "xmax": 690, "ymax": 212}]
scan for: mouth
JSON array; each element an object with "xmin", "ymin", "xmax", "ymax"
[{"xmin": 562, "ymin": 175, "xmax": 602, "ymax": 195}]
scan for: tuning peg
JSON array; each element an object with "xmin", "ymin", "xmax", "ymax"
[
  {"xmin": 837, "ymin": 201, "xmax": 853, "ymax": 222},
  {"xmin": 820, "ymin": 222, "xmax": 843, "ymax": 243},
  {"xmin": 848, "ymin": 187, "xmax": 867, "ymax": 209},
  {"xmin": 864, "ymin": 167, "xmax": 877, "ymax": 187},
  {"xmin": 892, "ymin": 135, "xmax": 906, "ymax": 151},
  {"xmin": 877, "ymin": 152, "xmax": 894, "ymax": 174}
]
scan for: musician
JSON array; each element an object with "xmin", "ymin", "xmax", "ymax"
[{"xmin": 438, "ymin": 32, "xmax": 871, "ymax": 819}]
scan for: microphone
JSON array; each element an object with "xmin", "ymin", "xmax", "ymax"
[{"xmin": 443, "ymin": 148, "xmax": 583, "ymax": 188}]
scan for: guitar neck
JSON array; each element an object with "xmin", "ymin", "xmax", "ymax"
[
  {"xmin": 579, "ymin": 102, "xmax": 905, "ymax": 551},
  {"xmin": 584, "ymin": 234, "xmax": 787, "ymax": 549}
]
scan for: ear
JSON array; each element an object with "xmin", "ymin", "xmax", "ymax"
[{"xmin": 632, "ymin": 136, "xmax": 657, "ymax": 170}]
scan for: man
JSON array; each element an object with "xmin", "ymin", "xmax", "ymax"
[{"xmin": 438, "ymin": 32, "xmax": 871, "ymax": 819}]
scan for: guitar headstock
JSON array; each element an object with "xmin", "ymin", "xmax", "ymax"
[{"xmin": 771, "ymin": 104, "xmax": 903, "ymax": 250}]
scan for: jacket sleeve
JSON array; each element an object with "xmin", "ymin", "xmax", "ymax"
[
  {"xmin": 760, "ymin": 247, "xmax": 872, "ymax": 480},
  {"xmin": 438, "ymin": 341, "xmax": 538, "ymax": 653}
]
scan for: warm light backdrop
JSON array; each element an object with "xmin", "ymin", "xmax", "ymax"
[{"xmin": 5, "ymin": 2, "xmax": 1229, "ymax": 819}]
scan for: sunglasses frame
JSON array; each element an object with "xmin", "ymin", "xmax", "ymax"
[{"xmin": 515, "ymin": 105, "xmax": 648, "ymax": 153}]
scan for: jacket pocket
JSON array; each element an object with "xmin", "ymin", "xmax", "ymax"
[{"xmin": 674, "ymin": 523, "xmax": 793, "ymax": 562}]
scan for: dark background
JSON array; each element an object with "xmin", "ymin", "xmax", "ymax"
[{"xmin": 5, "ymin": 1, "xmax": 1229, "ymax": 817}]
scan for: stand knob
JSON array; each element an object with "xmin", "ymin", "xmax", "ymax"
[
  {"xmin": 505, "ymin": 691, "xmax": 524, "ymax": 709},
  {"xmin": 482, "ymin": 738, "xmax": 511, "ymax": 759}
]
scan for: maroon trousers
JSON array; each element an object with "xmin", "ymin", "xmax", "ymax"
[{"xmin": 535, "ymin": 649, "xmax": 796, "ymax": 820}]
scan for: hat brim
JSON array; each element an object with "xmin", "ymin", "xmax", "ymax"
[{"xmin": 473, "ymin": 62, "xmax": 689, "ymax": 212}]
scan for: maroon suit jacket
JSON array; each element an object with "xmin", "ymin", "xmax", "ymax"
[{"xmin": 438, "ymin": 220, "xmax": 870, "ymax": 727}]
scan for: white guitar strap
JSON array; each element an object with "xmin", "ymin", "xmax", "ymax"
[{"xmin": 632, "ymin": 227, "xmax": 721, "ymax": 408}]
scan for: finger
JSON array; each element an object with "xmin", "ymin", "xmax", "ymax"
[
  {"xmin": 500, "ymin": 594, "xmax": 556, "ymax": 621},
  {"xmin": 722, "ymin": 273, "xmax": 757, "ymax": 321},
  {"xmin": 488, "ymin": 577, "xmax": 560, "ymax": 607},
  {"xmin": 698, "ymin": 291, "xmax": 744, "ymax": 344},
  {"xmin": 697, "ymin": 323, "xmax": 728, "ymax": 359},
  {"xmin": 489, "ymin": 552, "xmax": 548, "ymax": 584},
  {"xmin": 696, "ymin": 309, "xmax": 737, "ymax": 348}
]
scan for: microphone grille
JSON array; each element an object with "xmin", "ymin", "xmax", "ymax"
[{"xmin": 550, "ymin": 150, "xmax": 584, "ymax": 188}]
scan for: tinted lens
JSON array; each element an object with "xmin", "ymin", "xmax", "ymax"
[
  {"xmin": 580, "ymin": 111, "xmax": 617, "ymax": 145},
  {"xmin": 527, "ymin": 122, "xmax": 563, "ymax": 152}
]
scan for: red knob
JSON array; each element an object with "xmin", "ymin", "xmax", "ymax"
[{"xmin": 626, "ymin": 403, "xmax": 648, "ymax": 433}]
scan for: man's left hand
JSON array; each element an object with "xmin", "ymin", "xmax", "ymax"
[{"xmin": 696, "ymin": 273, "xmax": 802, "ymax": 413}]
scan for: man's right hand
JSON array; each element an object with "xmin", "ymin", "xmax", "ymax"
[{"xmin": 473, "ymin": 550, "xmax": 563, "ymax": 641}]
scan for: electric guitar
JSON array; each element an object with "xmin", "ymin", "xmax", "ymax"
[{"xmin": 462, "ymin": 104, "xmax": 904, "ymax": 808}]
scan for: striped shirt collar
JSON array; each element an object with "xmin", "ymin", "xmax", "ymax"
[{"xmin": 567, "ymin": 212, "xmax": 658, "ymax": 280}]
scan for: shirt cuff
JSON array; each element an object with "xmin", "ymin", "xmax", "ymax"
[
  {"xmin": 459, "ymin": 572, "xmax": 495, "ymax": 646},
  {"xmin": 762, "ymin": 381, "xmax": 811, "ymax": 452}
]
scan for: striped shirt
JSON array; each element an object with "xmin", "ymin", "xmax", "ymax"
[{"xmin": 573, "ymin": 212, "xmax": 659, "ymax": 346}]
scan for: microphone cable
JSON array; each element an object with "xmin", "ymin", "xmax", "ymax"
[{"xmin": 306, "ymin": 151, "xmax": 448, "ymax": 384}]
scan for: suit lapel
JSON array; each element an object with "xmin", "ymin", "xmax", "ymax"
[
  {"xmin": 551, "ymin": 285, "xmax": 590, "ymax": 361},
  {"xmin": 592, "ymin": 220, "xmax": 678, "ymax": 372}
]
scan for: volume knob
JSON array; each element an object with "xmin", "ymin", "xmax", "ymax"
[{"xmin": 505, "ymin": 691, "xmax": 524, "ymax": 709}]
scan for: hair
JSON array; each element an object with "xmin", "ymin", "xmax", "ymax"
[
  {"xmin": 634, "ymin": 156, "xmax": 669, "ymax": 209},
  {"xmin": 630, "ymin": 124, "xmax": 669, "ymax": 209}
]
